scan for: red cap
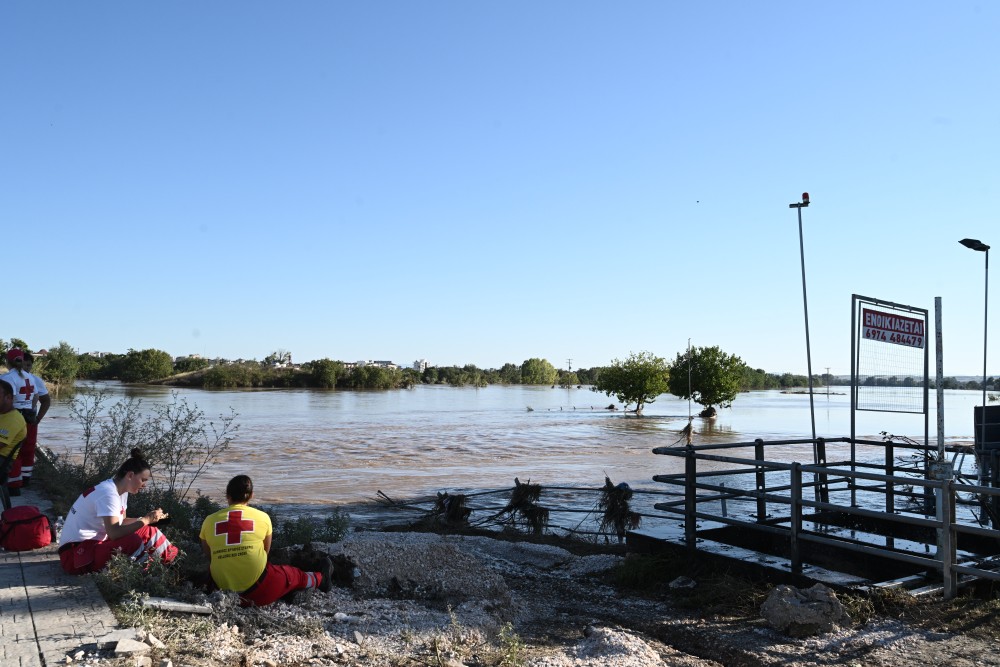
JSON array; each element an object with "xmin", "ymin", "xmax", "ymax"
[{"xmin": 6, "ymin": 348, "xmax": 23, "ymax": 363}]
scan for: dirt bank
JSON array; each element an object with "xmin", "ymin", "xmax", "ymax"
[{"xmin": 98, "ymin": 530, "xmax": 1000, "ymax": 667}]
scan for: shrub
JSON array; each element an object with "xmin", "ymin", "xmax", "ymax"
[
  {"xmin": 92, "ymin": 551, "xmax": 188, "ymax": 604},
  {"xmin": 269, "ymin": 508, "xmax": 351, "ymax": 550},
  {"xmin": 62, "ymin": 389, "xmax": 238, "ymax": 500}
]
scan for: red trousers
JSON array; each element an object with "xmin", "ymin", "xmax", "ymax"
[
  {"xmin": 19, "ymin": 422, "xmax": 37, "ymax": 481},
  {"xmin": 240, "ymin": 563, "xmax": 321, "ymax": 607},
  {"xmin": 7, "ymin": 415, "xmax": 38, "ymax": 488},
  {"xmin": 59, "ymin": 525, "xmax": 178, "ymax": 575},
  {"xmin": 6, "ymin": 453, "xmax": 22, "ymax": 489}
]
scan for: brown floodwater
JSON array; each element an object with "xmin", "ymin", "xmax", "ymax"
[{"xmin": 39, "ymin": 381, "xmax": 981, "ymax": 525}]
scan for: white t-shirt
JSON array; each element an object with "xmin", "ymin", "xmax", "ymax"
[
  {"xmin": 0, "ymin": 369, "xmax": 48, "ymax": 411},
  {"xmin": 59, "ymin": 478, "xmax": 128, "ymax": 546}
]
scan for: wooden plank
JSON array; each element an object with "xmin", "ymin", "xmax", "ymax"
[{"xmin": 142, "ymin": 597, "xmax": 212, "ymax": 614}]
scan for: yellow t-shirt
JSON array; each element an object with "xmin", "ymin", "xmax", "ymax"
[
  {"xmin": 199, "ymin": 504, "xmax": 271, "ymax": 592},
  {"xmin": 0, "ymin": 409, "xmax": 26, "ymax": 459}
]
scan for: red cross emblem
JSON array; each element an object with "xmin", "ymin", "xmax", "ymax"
[
  {"xmin": 18, "ymin": 378, "xmax": 34, "ymax": 402},
  {"xmin": 215, "ymin": 510, "xmax": 254, "ymax": 545}
]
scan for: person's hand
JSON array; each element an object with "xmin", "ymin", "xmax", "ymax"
[{"xmin": 146, "ymin": 508, "xmax": 168, "ymax": 525}]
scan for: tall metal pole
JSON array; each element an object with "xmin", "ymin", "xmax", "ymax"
[
  {"xmin": 983, "ymin": 247, "xmax": 989, "ymax": 431},
  {"xmin": 960, "ymin": 238, "xmax": 990, "ymax": 485},
  {"xmin": 935, "ymin": 297, "xmax": 945, "ymax": 460},
  {"xmin": 790, "ymin": 193, "xmax": 817, "ymax": 451}
]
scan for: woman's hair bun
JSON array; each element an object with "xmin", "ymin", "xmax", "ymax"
[{"xmin": 130, "ymin": 448, "xmax": 144, "ymax": 459}]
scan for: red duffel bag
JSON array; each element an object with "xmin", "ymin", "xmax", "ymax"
[{"xmin": 0, "ymin": 505, "xmax": 53, "ymax": 551}]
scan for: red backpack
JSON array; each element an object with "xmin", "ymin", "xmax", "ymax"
[{"xmin": 0, "ymin": 505, "xmax": 53, "ymax": 552}]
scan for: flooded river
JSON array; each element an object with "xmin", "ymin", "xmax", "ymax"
[{"xmin": 38, "ymin": 382, "xmax": 984, "ymax": 514}]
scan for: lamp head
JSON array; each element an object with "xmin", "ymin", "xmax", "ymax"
[
  {"xmin": 788, "ymin": 192, "xmax": 810, "ymax": 209},
  {"xmin": 960, "ymin": 238, "xmax": 990, "ymax": 252}
]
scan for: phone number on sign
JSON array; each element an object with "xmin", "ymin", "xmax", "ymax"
[{"xmin": 863, "ymin": 327, "xmax": 924, "ymax": 348}]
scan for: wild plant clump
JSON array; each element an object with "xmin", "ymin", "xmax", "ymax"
[
  {"xmin": 270, "ymin": 508, "xmax": 351, "ymax": 550},
  {"xmin": 92, "ymin": 551, "xmax": 191, "ymax": 605},
  {"xmin": 61, "ymin": 388, "xmax": 238, "ymax": 501}
]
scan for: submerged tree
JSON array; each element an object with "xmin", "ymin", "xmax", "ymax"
[
  {"xmin": 39, "ymin": 340, "xmax": 80, "ymax": 386},
  {"xmin": 668, "ymin": 345, "xmax": 747, "ymax": 417},
  {"xmin": 520, "ymin": 358, "xmax": 558, "ymax": 385},
  {"xmin": 119, "ymin": 348, "xmax": 174, "ymax": 383},
  {"xmin": 593, "ymin": 351, "xmax": 670, "ymax": 415}
]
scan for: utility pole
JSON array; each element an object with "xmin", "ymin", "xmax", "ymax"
[
  {"xmin": 566, "ymin": 358, "xmax": 573, "ymax": 372},
  {"xmin": 826, "ymin": 367, "xmax": 830, "ymax": 397}
]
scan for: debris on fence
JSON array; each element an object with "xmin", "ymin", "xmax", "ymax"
[{"xmin": 598, "ymin": 476, "xmax": 641, "ymax": 542}]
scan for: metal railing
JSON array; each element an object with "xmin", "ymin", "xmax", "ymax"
[{"xmin": 652, "ymin": 437, "xmax": 1000, "ymax": 598}]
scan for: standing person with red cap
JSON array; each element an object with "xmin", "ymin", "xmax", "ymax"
[
  {"xmin": 1, "ymin": 348, "xmax": 50, "ymax": 488},
  {"xmin": 18, "ymin": 351, "xmax": 50, "ymax": 486}
]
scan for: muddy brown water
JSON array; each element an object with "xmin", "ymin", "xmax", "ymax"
[{"xmin": 39, "ymin": 381, "xmax": 984, "ymax": 527}]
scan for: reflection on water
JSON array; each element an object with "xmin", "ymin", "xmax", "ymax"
[{"xmin": 39, "ymin": 383, "xmax": 983, "ymax": 509}]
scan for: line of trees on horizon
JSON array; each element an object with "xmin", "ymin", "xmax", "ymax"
[{"xmin": 3, "ymin": 338, "xmax": 996, "ymax": 395}]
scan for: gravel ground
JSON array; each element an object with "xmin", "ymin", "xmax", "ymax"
[{"xmin": 99, "ymin": 531, "xmax": 1000, "ymax": 667}]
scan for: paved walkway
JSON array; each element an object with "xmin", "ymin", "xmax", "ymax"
[{"xmin": 0, "ymin": 486, "xmax": 120, "ymax": 667}]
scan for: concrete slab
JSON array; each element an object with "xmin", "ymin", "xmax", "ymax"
[{"xmin": 0, "ymin": 485, "xmax": 122, "ymax": 665}]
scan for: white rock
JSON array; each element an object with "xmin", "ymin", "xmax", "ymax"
[
  {"xmin": 135, "ymin": 656, "xmax": 152, "ymax": 667},
  {"xmin": 146, "ymin": 633, "xmax": 166, "ymax": 649},
  {"xmin": 98, "ymin": 629, "xmax": 141, "ymax": 649},
  {"xmin": 669, "ymin": 576, "xmax": 697, "ymax": 589},
  {"xmin": 115, "ymin": 638, "xmax": 152, "ymax": 655}
]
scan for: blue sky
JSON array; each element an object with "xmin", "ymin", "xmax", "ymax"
[{"xmin": 2, "ymin": 2, "xmax": 997, "ymax": 375}]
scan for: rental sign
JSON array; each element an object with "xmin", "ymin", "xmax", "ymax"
[{"xmin": 862, "ymin": 308, "xmax": 925, "ymax": 349}]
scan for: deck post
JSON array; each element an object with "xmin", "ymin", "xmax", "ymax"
[
  {"xmin": 992, "ymin": 451, "xmax": 1000, "ymax": 527},
  {"xmin": 930, "ymin": 460, "xmax": 954, "ymax": 592},
  {"xmin": 755, "ymin": 439, "xmax": 766, "ymax": 523},
  {"xmin": 937, "ymin": 472, "xmax": 956, "ymax": 599},
  {"xmin": 816, "ymin": 437, "xmax": 829, "ymax": 503},
  {"xmin": 885, "ymin": 441, "xmax": 895, "ymax": 516},
  {"xmin": 791, "ymin": 462, "xmax": 802, "ymax": 575},
  {"xmin": 685, "ymin": 445, "xmax": 697, "ymax": 551}
]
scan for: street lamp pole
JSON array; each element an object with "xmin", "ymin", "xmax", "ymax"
[
  {"xmin": 790, "ymin": 193, "xmax": 817, "ymax": 448},
  {"xmin": 960, "ymin": 238, "xmax": 990, "ymax": 472}
]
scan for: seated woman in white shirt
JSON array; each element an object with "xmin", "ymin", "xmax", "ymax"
[{"xmin": 58, "ymin": 448, "xmax": 178, "ymax": 574}]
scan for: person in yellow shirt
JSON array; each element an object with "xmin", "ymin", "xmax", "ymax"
[
  {"xmin": 200, "ymin": 475, "xmax": 332, "ymax": 606},
  {"xmin": 0, "ymin": 379, "xmax": 27, "ymax": 506}
]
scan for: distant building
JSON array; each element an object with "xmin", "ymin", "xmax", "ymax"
[
  {"xmin": 357, "ymin": 360, "xmax": 399, "ymax": 370},
  {"xmin": 414, "ymin": 359, "xmax": 429, "ymax": 372}
]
